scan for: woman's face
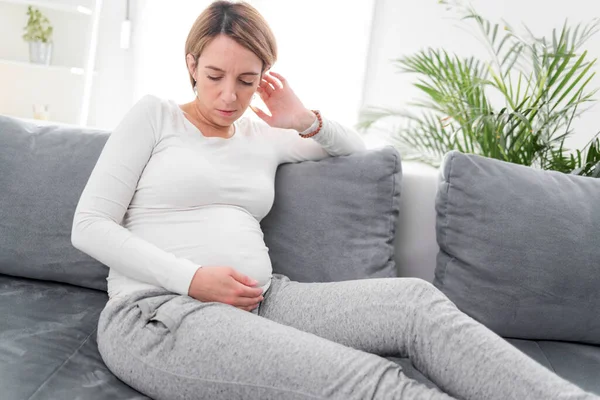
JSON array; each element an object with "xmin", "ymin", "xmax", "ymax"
[{"xmin": 187, "ymin": 34, "xmax": 263, "ymax": 126}]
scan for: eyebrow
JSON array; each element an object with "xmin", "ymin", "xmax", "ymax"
[{"xmin": 204, "ymin": 65, "xmax": 259, "ymax": 76}]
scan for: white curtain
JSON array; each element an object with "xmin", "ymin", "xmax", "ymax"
[{"xmin": 130, "ymin": 0, "xmax": 376, "ymax": 128}]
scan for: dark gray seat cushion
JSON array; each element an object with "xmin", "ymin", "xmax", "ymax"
[
  {"xmin": 261, "ymin": 146, "xmax": 402, "ymax": 282},
  {"xmin": 507, "ymin": 339, "xmax": 600, "ymax": 395},
  {"xmin": 0, "ymin": 274, "xmax": 145, "ymax": 400},
  {"xmin": 28, "ymin": 332, "xmax": 150, "ymax": 400},
  {"xmin": 434, "ymin": 151, "xmax": 600, "ymax": 345},
  {"xmin": 0, "ymin": 116, "xmax": 110, "ymax": 291}
]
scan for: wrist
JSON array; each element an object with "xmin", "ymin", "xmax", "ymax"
[
  {"xmin": 298, "ymin": 110, "xmax": 323, "ymax": 138},
  {"xmin": 188, "ymin": 266, "xmax": 203, "ymax": 296},
  {"xmin": 294, "ymin": 109, "xmax": 317, "ymax": 132}
]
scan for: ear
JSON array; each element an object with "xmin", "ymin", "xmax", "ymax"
[
  {"xmin": 260, "ymin": 64, "xmax": 271, "ymax": 80},
  {"xmin": 186, "ymin": 53, "xmax": 198, "ymax": 81}
]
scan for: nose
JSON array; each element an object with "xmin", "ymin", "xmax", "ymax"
[{"xmin": 221, "ymin": 80, "xmax": 237, "ymax": 103}]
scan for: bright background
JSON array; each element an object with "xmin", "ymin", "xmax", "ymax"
[{"xmin": 0, "ymin": 0, "xmax": 598, "ymax": 149}]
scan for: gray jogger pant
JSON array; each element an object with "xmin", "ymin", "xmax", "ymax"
[{"xmin": 97, "ymin": 274, "xmax": 598, "ymax": 400}]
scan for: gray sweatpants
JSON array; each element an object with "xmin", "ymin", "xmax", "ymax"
[{"xmin": 97, "ymin": 274, "xmax": 598, "ymax": 400}]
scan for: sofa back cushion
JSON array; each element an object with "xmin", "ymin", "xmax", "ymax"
[
  {"xmin": 434, "ymin": 151, "xmax": 600, "ymax": 345},
  {"xmin": 0, "ymin": 116, "xmax": 110, "ymax": 290},
  {"xmin": 261, "ymin": 146, "xmax": 402, "ymax": 282},
  {"xmin": 1, "ymin": 116, "xmax": 402, "ymax": 290}
]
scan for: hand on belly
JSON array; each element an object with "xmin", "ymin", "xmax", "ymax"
[{"xmin": 188, "ymin": 266, "xmax": 265, "ymax": 312}]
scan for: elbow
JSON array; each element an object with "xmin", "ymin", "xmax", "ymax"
[
  {"xmin": 356, "ymin": 138, "xmax": 367, "ymax": 152},
  {"xmin": 71, "ymin": 215, "xmax": 84, "ymax": 251},
  {"xmin": 71, "ymin": 211, "xmax": 95, "ymax": 252},
  {"xmin": 348, "ymin": 137, "xmax": 367, "ymax": 155}
]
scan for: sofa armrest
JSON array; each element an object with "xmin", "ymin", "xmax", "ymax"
[{"xmin": 393, "ymin": 162, "xmax": 439, "ymax": 282}]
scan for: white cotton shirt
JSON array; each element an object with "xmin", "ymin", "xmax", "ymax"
[{"xmin": 71, "ymin": 95, "xmax": 366, "ymax": 300}]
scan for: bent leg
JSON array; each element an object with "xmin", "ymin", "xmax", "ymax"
[
  {"xmin": 259, "ymin": 274, "xmax": 598, "ymax": 400},
  {"xmin": 97, "ymin": 290, "xmax": 453, "ymax": 400}
]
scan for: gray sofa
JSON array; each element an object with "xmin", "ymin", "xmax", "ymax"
[{"xmin": 1, "ymin": 114, "xmax": 598, "ymax": 399}]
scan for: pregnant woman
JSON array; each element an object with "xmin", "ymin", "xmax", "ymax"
[{"xmin": 71, "ymin": 1, "xmax": 598, "ymax": 399}]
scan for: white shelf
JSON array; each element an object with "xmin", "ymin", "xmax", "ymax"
[
  {"xmin": 0, "ymin": 58, "xmax": 97, "ymax": 75},
  {"xmin": 0, "ymin": 0, "xmax": 102, "ymax": 126},
  {"xmin": 0, "ymin": 0, "xmax": 93, "ymax": 15}
]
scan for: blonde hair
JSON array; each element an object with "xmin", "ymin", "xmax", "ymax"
[{"xmin": 184, "ymin": 1, "xmax": 277, "ymax": 89}]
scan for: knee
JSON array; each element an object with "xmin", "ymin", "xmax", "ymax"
[
  {"xmin": 404, "ymin": 278, "xmax": 451, "ymax": 306},
  {"xmin": 404, "ymin": 277, "xmax": 437, "ymax": 294}
]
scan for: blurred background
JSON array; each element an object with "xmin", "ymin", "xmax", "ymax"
[{"xmin": 1, "ymin": 0, "xmax": 599, "ymax": 154}]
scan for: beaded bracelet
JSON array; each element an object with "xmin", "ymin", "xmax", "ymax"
[{"xmin": 299, "ymin": 110, "xmax": 323, "ymax": 138}]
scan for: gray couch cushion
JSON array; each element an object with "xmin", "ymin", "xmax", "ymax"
[
  {"xmin": 0, "ymin": 116, "xmax": 110, "ymax": 291},
  {"xmin": 434, "ymin": 151, "xmax": 600, "ymax": 344},
  {"xmin": 507, "ymin": 339, "xmax": 600, "ymax": 395},
  {"xmin": 28, "ymin": 332, "xmax": 149, "ymax": 400},
  {"xmin": 261, "ymin": 146, "xmax": 402, "ymax": 282},
  {"xmin": 0, "ymin": 274, "xmax": 146, "ymax": 399}
]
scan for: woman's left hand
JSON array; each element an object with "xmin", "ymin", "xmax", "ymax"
[{"xmin": 250, "ymin": 71, "xmax": 317, "ymax": 132}]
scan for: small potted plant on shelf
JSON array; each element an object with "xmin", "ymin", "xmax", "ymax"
[{"xmin": 22, "ymin": 6, "xmax": 53, "ymax": 65}]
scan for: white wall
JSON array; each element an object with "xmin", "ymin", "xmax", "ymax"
[
  {"xmin": 128, "ymin": 0, "xmax": 204, "ymax": 106},
  {"xmin": 362, "ymin": 0, "xmax": 600, "ymax": 151},
  {"xmin": 248, "ymin": 0, "xmax": 375, "ymax": 127},
  {"xmin": 86, "ymin": 0, "xmax": 134, "ymax": 129},
  {"xmin": 127, "ymin": 0, "xmax": 375, "ymax": 129},
  {"xmin": 83, "ymin": 1, "xmax": 378, "ymax": 136}
]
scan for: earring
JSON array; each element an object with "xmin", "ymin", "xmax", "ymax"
[{"xmin": 193, "ymin": 82, "xmax": 198, "ymax": 97}]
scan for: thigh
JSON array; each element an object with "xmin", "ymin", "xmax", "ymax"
[
  {"xmin": 259, "ymin": 274, "xmax": 444, "ymax": 356},
  {"xmin": 97, "ymin": 291, "xmax": 451, "ymax": 400}
]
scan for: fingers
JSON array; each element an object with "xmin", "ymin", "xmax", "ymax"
[
  {"xmin": 256, "ymin": 87, "xmax": 271, "ymax": 104},
  {"xmin": 258, "ymin": 71, "xmax": 285, "ymax": 98},
  {"xmin": 259, "ymin": 79, "xmax": 275, "ymax": 96},
  {"xmin": 250, "ymin": 104, "xmax": 272, "ymax": 125},
  {"xmin": 230, "ymin": 269, "xmax": 258, "ymax": 286},
  {"xmin": 229, "ymin": 272, "xmax": 264, "ymax": 297},
  {"xmin": 228, "ymin": 269, "xmax": 264, "ymax": 297},
  {"xmin": 268, "ymin": 71, "xmax": 287, "ymax": 86},
  {"xmin": 236, "ymin": 282, "xmax": 264, "ymax": 298},
  {"xmin": 262, "ymin": 72, "xmax": 283, "ymax": 90}
]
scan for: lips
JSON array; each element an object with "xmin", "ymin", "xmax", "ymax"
[{"xmin": 216, "ymin": 109, "xmax": 236, "ymax": 117}]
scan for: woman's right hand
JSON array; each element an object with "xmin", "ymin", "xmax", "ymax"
[{"xmin": 187, "ymin": 266, "xmax": 264, "ymax": 312}]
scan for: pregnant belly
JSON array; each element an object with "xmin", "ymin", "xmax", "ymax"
[{"xmin": 124, "ymin": 204, "xmax": 273, "ymax": 287}]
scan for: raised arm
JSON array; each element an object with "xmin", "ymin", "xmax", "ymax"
[
  {"xmin": 71, "ymin": 95, "xmax": 199, "ymax": 295},
  {"xmin": 249, "ymin": 71, "xmax": 366, "ymax": 164},
  {"xmin": 260, "ymin": 115, "xmax": 367, "ymax": 164}
]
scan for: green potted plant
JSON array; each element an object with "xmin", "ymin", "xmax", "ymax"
[
  {"xmin": 22, "ymin": 5, "xmax": 54, "ymax": 65},
  {"xmin": 359, "ymin": 0, "xmax": 600, "ymax": 177}
]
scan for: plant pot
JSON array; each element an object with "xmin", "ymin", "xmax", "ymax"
[{"xmin": 28, "ymin": 41, "xmax": 52, "ymax": 65}]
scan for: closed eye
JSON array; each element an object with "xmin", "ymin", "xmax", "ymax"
[{"xmin": 207, "ymin": 76, "xmax": 254, "ymax": 86}]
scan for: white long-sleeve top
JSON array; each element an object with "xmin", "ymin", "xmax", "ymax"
[{"xmin": 71, "ymin": 95, "xmax": 366, "ymax": 299}]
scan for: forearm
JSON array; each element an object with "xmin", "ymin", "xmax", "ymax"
[
  {"xmin": 306, "ymin": 115, "xmax": 366, "ymax": 157},
  {"xmin": 71, "ymin": 214, "xmax": 199, "ymax": 295}
]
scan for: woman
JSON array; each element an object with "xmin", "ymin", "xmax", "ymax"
[{"xmin": 71, "ymin": 1, "xmax": 597, "ymax": 399}]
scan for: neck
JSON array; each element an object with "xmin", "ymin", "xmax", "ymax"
[{"xmin": 190, "ymin": 100, "xmax": 234, "ymax": 138}]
